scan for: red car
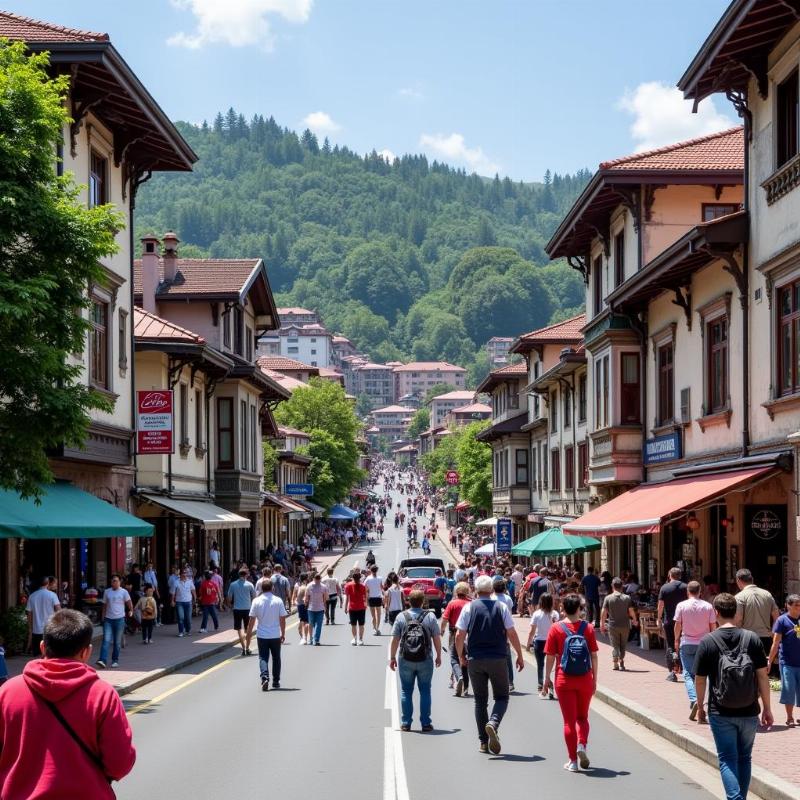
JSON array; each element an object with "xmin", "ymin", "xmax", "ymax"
[{"xmin": 399, "ymin": 557, "xmax": 447, "ymax": 617}]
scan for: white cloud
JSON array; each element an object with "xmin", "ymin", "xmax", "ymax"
[
  {"xmin": 302, "ymin": 111, "xmax": 341, "ymax": 136},
  {"xmin": 418, "ymin": 132, "xmax": 499, "ymax": 175},
  {"xmin": 378, "ymin": 148, "xmax": 397, "ymax": 163},
  {"xmin": 618, "ymin": 81, "xmax": 736, "ymax": 152},
  {"xmin": 168, "ymin": 0, "xmax": 313, "ymax": 50},
  {"xmin": 398, "ymin": 87, "xmax": 424, "ymax": 100}
]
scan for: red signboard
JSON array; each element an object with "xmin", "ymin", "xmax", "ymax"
[
  {"xmin": 446, "ymin": 470, "xmax": 460, "ymax": 486},
  {"xmin": 136, "ymin": 390, "xmax": 173, "ymax": 454}
]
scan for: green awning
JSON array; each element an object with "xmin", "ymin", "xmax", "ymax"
[
  {"xmin": 0, "ymin": 483, "xmax": 154, "ymax": 539},
  {"xmin": 511, "ymin": 528, "xmax": 600, "ymax": 557}
]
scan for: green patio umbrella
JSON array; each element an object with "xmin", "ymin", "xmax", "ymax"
[{"xmin": 511, "ymin": 528, "xmax": 600, "ymax": 557}]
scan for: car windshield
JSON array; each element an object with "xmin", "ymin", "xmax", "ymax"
[{"xmin": 404, "ymin": 567, "xmax": 437, "ymax": 579}]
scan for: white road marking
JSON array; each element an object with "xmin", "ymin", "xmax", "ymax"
[{"xmin": 383, "ymin": 641, "xmax": 410, "ymax": 800}]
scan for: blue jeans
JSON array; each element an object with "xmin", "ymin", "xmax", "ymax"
[
  {"xmin": 708, "ymin": 715, "xmax": 758, "ymax": 800},
  {"xmin": 176, "ymin": 601, "xmax": 192, "ymax": 634},
  {"xmin": 679, "ymin": 643, "xmax": 699, "ymax": 704},
  {"xmin": 99, "ymin": 617, "xmax": 125, "ymax": 663},
  {"xmin": 200, "ymin": 604, "xmax": 219, "ymax": 630},
  {"xmin": 398, "ymin": 658, "xmax": 434, "ymax": 727},
  {"xmin": 308, "ymin": 610, "xmax": 324, "ymax": 643}
]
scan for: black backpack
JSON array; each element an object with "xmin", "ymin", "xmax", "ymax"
[
  {"xmin": 399, "ymin": 610, "xmax": 431, "ymax": 662},
  {"xmin": 710, "ymin": 630, "xmax": 758, "ymax": 709}
]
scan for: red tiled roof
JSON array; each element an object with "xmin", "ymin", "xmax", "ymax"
[
  {"xmin": 256, "ymin": 356, "xmax": 317, "ymax": 373},
  {"xmin": 393, "ymin": 362, "xmax": 466, "ymax": 372},
  {"xmin": 317, "ymin": 367, "xmax": 344, "ymax": 378},
  {"xmin": 373, "ymin": 405, "xmax": 417, "ymax": 414},
  {"xmin": 278, "ymin": 425, "xmax": 310, "ymax": 438},
  {"xmin": 134, "ymin": 258, "xmax": 260, "ymax": 297},
  {"xmin": 450, "ymin": 402, "xmax": 492, "ymax": 414},
  {"xmin": 277, "ymin": 307, "xmax": 314, "ymax": 316},
  {"xmin": 430, "ymin": 390, "xmax": 475, "ymax": 401},
  {"xmin": 133, "ymin": 308, "xmax": 204, "ymax": 344},
  {"xmin": 517, "ymin": 313, "xmax": 586, "ymax": 344},
  {"xmin": 492, "ymin": 361, "xmax": 527, "ymax": 375},
  {"xmin": 259, "ymin": 367, "xmax": 307, "ymax": 392},
  {"xmin": 0, "ymin": 10, "xmax": 108, "ymax": 42},
  {"xmin": 600, "ymin": 127, "xmax": 743, "ymax": 172}
]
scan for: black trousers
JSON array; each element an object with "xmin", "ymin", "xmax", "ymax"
[
  {"xmin": 468, "ymin": 658, "xmax": 509, "ymax": 743},
  {"xmin": 663, "ymin": 620, "xmax": 676, "ymax": 671},
  {"xmin": 325, "ymin": 597, "xmax": 338, "ymax": 623},
  {"xmin": 257, "ymin": 637, "xmax": 282, "ymax": 683}
]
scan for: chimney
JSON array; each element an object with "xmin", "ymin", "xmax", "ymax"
[
  {"xmin": 140, "ymin": 234, "xmax": 160, "ymax": 314},
  {"xmin": 162, "ymin": 230, "xmax": 180, "ymax": 283}
]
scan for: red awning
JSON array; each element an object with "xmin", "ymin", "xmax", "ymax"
[
  {"xmin": 455, "ymin": 500, "xmax": 472, "ymax": 511},
  {"xmin": 350, "ymin": 488, "xmax": 368, "ymax": 498},
  {"xmin": 563, "ymin": 467, "xmax": 775, "ymax": 538}
]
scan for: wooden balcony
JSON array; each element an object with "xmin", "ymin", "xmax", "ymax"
[
  {"xmin": 214, "ymin": 469, "xmax": 262, "ymax": 513},
  {"xmin": 492, "ymin": 486, "xmax": 531, "ymax": 516},
  {"xmin": 589, "ymin": 426, "xmax": 643, "ymax": 486}
]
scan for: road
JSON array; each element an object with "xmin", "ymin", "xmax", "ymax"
[{"xmin": 118, "ymin": 476, "xmax": 726, "ymax": 800}]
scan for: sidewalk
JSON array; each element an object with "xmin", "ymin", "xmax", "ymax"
[{"xmin": 4, "ymin": 546, "xmax": 348, "ymax": 697}]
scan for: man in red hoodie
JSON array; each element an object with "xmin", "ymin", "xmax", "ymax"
[{"xmin": 0, "ymin": 609, "xmax": 135, "ymax": 799}]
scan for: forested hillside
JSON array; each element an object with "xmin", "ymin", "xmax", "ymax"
[{"xmin": 135, "ymin": 110, "xmax": 590, "ymax": 383}]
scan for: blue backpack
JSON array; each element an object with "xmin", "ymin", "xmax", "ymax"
[{"xmin": 559, "ymin": 621, "xmax": 591, "ymax": 676}]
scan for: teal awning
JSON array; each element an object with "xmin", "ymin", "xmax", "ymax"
[
  {"xmin": 0, "ymin": 483, "xmax": 154, "ymax": 539},
  {"xmin": 326, "ymin": 504, "xmax": 359, "ymax": 520},
  {"xmin": 511, "ymin": 528, "xmax": 600, "ymax": 557}
]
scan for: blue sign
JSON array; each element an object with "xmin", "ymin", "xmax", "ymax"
[
  {"xmin": 496, "ymin": 518, "xmax": 513, "ymax": 553},
  {"xmin": 643, "ymin": 431, "xmax": 681, "ymax": 465},
  {"xmin": 285, "ymin": 483, "xmax": 314, "ymax": 496}
]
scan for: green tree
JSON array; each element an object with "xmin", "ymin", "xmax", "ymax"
[
  {"xmin": 0, "ymin": 42, "xmax": 123, "ymax": 498},
  {"xmin": 456, "ymin": 421, "xmax": 492, "ymax": 511},
  {"xmin": 419, "ymin": 428, "xmax": 463, "ymax": 489},
  {"xmin": 262, "ymin": 440, "xmax": 279, "ymax": 491},
  {"xmin": 406, "ymin": 407, "xmax": 430, "ymax": 439}
]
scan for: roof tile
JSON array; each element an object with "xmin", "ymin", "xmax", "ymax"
[
  {"xmin": 133, "ymin": 307, "xmax": 204, "ymax": 343},
  {"xmin": 256, "ymin": 356, "xmax": 318, "ymax": 373},
  {"xmin": 518, "ymin": 313, "xmax": 586, "ymax": 343},
  {"xmin": 134, "ymin": 258, "xmax": 259, "ymax": 297},
  {"xmin": 392, "ymin": 361, "xmax": 466, "ymax": 372},
  {"xmin": 0, "ymin": 10, "xmax": 108, "ymax": 42}
]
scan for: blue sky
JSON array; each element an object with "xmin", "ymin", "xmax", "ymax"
[{"xmin": 14, "ymin": 0, "xmax": 734, "ymax": 181}]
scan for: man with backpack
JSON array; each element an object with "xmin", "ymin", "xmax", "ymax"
[
  {"xmin": 455, "ymin": 575, "xmax": 524, "ymax": 755},
  {"xmin": 389, "ymin": 589, "xmax": 442, "ymax": 732},
  {"xmin": 694, "ymin": 592, "xmax": 773, "ymax": 800}
]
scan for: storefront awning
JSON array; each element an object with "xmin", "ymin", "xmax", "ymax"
[
  {"xmin": 0, "ymin": 483, "xmax": 154, "ymax": 539},
  {"xmin": 296, "ymin": 499, "xmax": 325, "ymax": 515},
  {"xmin": 564, "ymin": 466, "xmax": 775, "ymax": 538},
  {"xmin": 455, "ymin": 500, "xmax": 472, "ymax": 511},
  {"xmin": 140, "ymin": 494, "xmax": 250, "ymax": 530}
]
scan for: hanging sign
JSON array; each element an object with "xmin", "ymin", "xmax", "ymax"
[{"xmin": 136, "ymin": 390, "xmax": 174, "ymax": 454}]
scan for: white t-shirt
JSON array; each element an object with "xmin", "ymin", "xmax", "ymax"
[
  {"xmin": 26, "ymin": 588, "xmax": 60, "ymax": 634},
  {"xmin": 364, "ymin": 576, "xmax": 384, "ymax": 599},
  {"xmin": 102, "ymin": 587, "xmax": 131, "ymax": 621},
  {"xmin": 530, "ymin": 609, "xmax": 560, "ymax": 641},
  {"xmin": 173, "ymin": 578, "xmax": 195, "ymax": 603},
  {"xmin": 249, "ymin": 592, "xmax": 288, "ymax": 638},
  {"xmin": 511, "ymin": 570, "xmax": 524, "ymax": 592},
  {"xmin": 387, "ymin": 585, "xmax": 405, "ymax": 611},
  {"xmin": 322, "ymin": 577, "xmax": 341, "ymax": 597},
  {"xmin": 491, "ymin": 592, "xmax": 514, "ymax": 613}
]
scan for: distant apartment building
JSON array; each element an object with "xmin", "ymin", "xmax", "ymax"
[
  {"xmin": 353, "ymin": 362, "xmax": 394, "ymax": 409},
  {"xmin": 486, "ymin": 337, "xmax": 514, "ymax": 366},
  {"xmin": 371, "ymin": 405, "xmax": 416, "ymax": 440},
  {"xmin": 428, "ymin": 390, "xmax": 476, "ymax": 427},
  {"xmin": 258, "ymin": 323, "xmax": 332, "ymax": 368},
  {"xmin": 445, "ymin": 402, "xmax": 491, "ymax": 427},
  {"xmin": 277, "ymin": 307, "xmax": 320, "ymax": 326},
  {"xmin": 331, "ymin": 334, "xmax": 360, "ymax": 367},
  {"xmin": 340, "ymin": 354, "xmax": 368, "ymax": 396},
  {"xmin": 393, "ymin": 362, "xmax": 467, "ymax": 404}
]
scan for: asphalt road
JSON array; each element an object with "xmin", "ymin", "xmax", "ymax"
[{"xmin": 118, "ymin": 475, "xmax": 722, "ymax": 800}]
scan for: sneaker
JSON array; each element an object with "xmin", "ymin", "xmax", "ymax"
[
  {"xmin": 261, "ymin": 678, "xmax": 270, "ymax": 692},
  {"xmin": 564, "ymin": 760, "xmax": 579, "ymax": 772},
  {"xmin": 479, "ymin": 742, "xmax": 489, "ymax": 754},
  {"xmin": 96, "ymin": 660, "xmax": 107, "ymax": 669},
  {"xmin": 199, "ymin": 628, "xmax": 207, "ymax": 633},
  {"xmin": 538, "ymin": 692, "xmax": 549, "ymax": 700},
  {"xmin": 358, "ymin": 639, "xmax": 364, "ymax": 646},
  {"xmin": 689, "ymin": 701, "xmax": 699, "ymax": 721},
  {"xmin": 178, "ymin": 632, "xmax": 184, "ymax": 637},
  {"xmin": 376, "ymin": 629, "xmax": 381, "ymax": 636},
  {"xmin": 400, "ymin": 724, "xmax": 411, "ymax": 732},
  {"xmin": 314, "ymin": 641, "xmax": 321, "ymax": 646},
  {"xmin": 351, "ymin": 638, "xmax": 357, "ymax": 646},
  {"xmin": 273, "ymin": 681, "xmax": 280, "ymax": 689},
  {"xmin": 548, "ymin": 691, "xmax": 555, "ymax": 700},
  {"xmin": 421, "ymin": 724, "xmax": 433, "ymax": 732},
  {"xmin": 577, "ymin": 744, "xmax": 590, "ymax": 769},
  {"xmin": 242, "ymin": 647, "xmax": 247, "ymax": 656},
  {"xmin": 485, "ymin": 722, "xmax": 501, "ymax": 755},
  {"xmin": 299, "ymin": 640, "xmax": 306, "ymax": 646},
  {"xmin": 612, "ymin": 662, "xmax": 619, "ymax": 671},
  {"xmin": 111, "ymin": 662, "xmax": 119, "ymax": 668},
  {"xmin": 619, "ymin": 662, "xmax": 626, "ymax": 672},
  {"xmin": 455, "ymin": 678, "xmax": 464, "ymax": 697},
  {"xmin": 666, "ymin": 672, "xmax": 678, "ymax": 682},
  {"xmin": 509, "ymin": 683, "xmax": 515, "ymax": 692},
  {"xmin": 245, "ymin": 648, "xmax": 252, "ymax": 656}
]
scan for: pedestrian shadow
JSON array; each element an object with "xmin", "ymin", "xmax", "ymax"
[
  {"xmin": 616, "ymin": 669, "xmax": 649, "ymax": 673},
  {"xmin": 415, "ymin": 728, "xmax": 460, "ymax": 735},
  {"xmin": 270, "ymin": 687, "xmax": 300, "ymax": 692},
  {"xmin": 578, "ymin": 767, "xmax": 631, "ymax": 778},
  {"xmin": 489, "ymin": 754, "xmax": 544, "ymax": 762},
  {"xmin": 509, "ymin": 691, "xmax": 532, "ymax": 696},
  {"xmin": 311, "ymin": 643, "xmax": 339, "ymax": 647}
]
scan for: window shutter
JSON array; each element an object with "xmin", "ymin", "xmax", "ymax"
[{"xmin": 680, "ymin": 387, "xmax": 691, "ymax": 424}]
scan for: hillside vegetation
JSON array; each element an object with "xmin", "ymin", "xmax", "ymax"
[{"xmin": 135, "ymin": 110, "xmax": 589, "ymax": 383}]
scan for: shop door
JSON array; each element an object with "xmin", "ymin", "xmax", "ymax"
[{"xmin": 744, "ymin": 504, "xmax": 788, "ymax": 599}]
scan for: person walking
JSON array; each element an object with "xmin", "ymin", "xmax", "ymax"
[
  {"xmin": 544, "ymin": 593, "xmax": 599, "ymax": 772},
  {"xmin": 322, "ymin": 568, "xmax": 342, "ymax": 624},
  {"xmin": 365, "ymin": 565, "xmax": 385, "ymax": 635},
  {"xmin": 441, "ymin": 581, "xmax": 471, "ymax": 696},
  {"xmin": 170, "ymin": 568, "xmax": 196, "ymax": 637},
  {"xmin": 389, "ymin": 589, "xmax": 441, "ymax": 732},
  {"xmin": 580, "ymin": 566, "xmax": 601, "ymax": 626},
  {"xmin": 271, "ymin": 563, "xmax": 291, "ymax": 612},
  {"xmin": 292, "ymin": 573, "xmax": 310, "ymax": 645},
  {"xmin": 674, "ymin": 580, "xmax": 717, "ymax": 721},
  {"xmin": 135, "ymin": 584, "xmax": 158, "ymax": 644},
  {"xmin": 142, "ymin": 562, "xmax": 161, "ymax": 625},
  {"xmin": 96, "ymin": 574, "xmax": 132, "ymax": 669},
  {"xmin": 657, "ymin": 566, "xmax": 688, "ymax": 681},
  {"xmin": 25, "ymin": 576, "xmax": 61, "ymax": 656},
  {"xmin": 345, "ymin": 571, "xmax": 368, "ymax": 646},
  {"xmin": 245, "ymin": 578, "xmax": 288, "ymax": 691},
  {"xmin": 386, "ymin": 575, "xmax": 406, "ymax": 626},
  {"xmin": 198, "ymin": 570, "xmax": 221, "ymax": 633},
  {"xmin": 0, "ymin": 610, "xmax": 136, "ymax": 798},
  {"xmin": 455, "ymin": 575, "xmax": 524, "ymax": 754},
  {"xmin": 305, "ymin": 573, "xmax": 329, "ymax": 645},
  {"xmin": 599, "ymin": 577, "xmax": 638, "ymax": 671},
  {"xmin": 735, "ymin": 568, "xmax": 779, "ymax": 667},
  {"xmin": 527, "ymin": 592, "xmax": 559, "ymax": 698},
  {"xmin": 227, "ymin": 567, "xmax": 256, "ymax": 656},
  {"xmin": 694, "ymin": 593, "xmax": 773, "ymax": 800},
  {"xmin": 767, "ymin": 593, "xmax": 800, "ymax": 726}
]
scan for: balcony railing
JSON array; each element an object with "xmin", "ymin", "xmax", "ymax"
[{"xmin": 763, "ymin": 153, "xmax": 800, "ymax": 206}]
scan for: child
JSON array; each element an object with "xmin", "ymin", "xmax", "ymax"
[
  {"xmin": 0, "ymin": 635, "xmax": 8, "ymax": 686},
  {"xmin": 136, "ymin": 583, "xmax": 157, "ymax": 644}
]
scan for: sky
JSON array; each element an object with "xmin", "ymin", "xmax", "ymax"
[{"xmin": 13, "ymin": 0, "xmax": 735, "ymax": 181}]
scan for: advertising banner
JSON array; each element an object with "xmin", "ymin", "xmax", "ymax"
[{"xmin": 136, "ymin": 390, "xmax": 173, "ymax": 454}]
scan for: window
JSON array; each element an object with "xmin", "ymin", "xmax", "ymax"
[
  {"xmin": 515, "ymin": 449, "xmax": 528, "ymax": 485},
  {"xmin": 603, "ymin": 356, "xmax": 609, "ymax": 427},
  {"xmin": 288, "ymin": 337, "xmax": 299, "ymax": 343},
  {"xmin": 195, "ymin": 390, "xmax": 203, "ymax": 448},
  {"xmin": 89, "ymin": 151, "xmax": 107, "ymax": 208},
  {"xmin": 531, "ymin": 446, "xmax": 538, "ymax": 491},
  {"xmin": 658, "ymin": 343, "xmax": 674, "ymax": 425},
  {"xmin": 234, "ymin": 308, "xmax": 244, "ymax": 356},
  {"xmin": 240, "ymin": 400, "xmax": 248, "ymax": 470},
  {"xmin": 541, "ymin": 445, "xmax": 548, "ymax": 490},
  {"xmin": 246, "ymin": 326, "xmax": 253, "ymax": 361},
  {"xmin": 550, "ymin": 391, "xmax": 558, "ymax": 432},
  {"xmin": 223, "ymin": 309, "xmax": 231, "ymax": 349},
  {"xmin": 777, "ymin": 69, "xmax": 799, "ymax": 168},
  {"xmin": 707, "ymin": 317, "xmax": 728, "ymax": 413},
  {"xmin": 89, "ymin": 298, "xmax": 109, "ymax": 390},
  {"xmin": 614, "ymin": 231, "xmax": 625, "ymax": 288},
  {"xmin": 217, "ymin": 398, "xmax": 234, "ymax": 468},
  {"xmin": 620, "ymin": 352, "xmax": 641, "ymax": 423},
  {"xmin": 563, "ymin": 387, "xmax": 571, "ymax": 428},
  {"xmin": 578, "ymin": 441, "xmax": 589, "ymax": 488},
  {"xmin": 578, "ymin": 374, "xmax": 587, "ymax": 422},
  {"xmin": 288, "ymin": 346, "xmax": 299, "ymax": 354},
  {"xmin": 310, "ymin": 338, "xmax": 317, "ymax": 343},
  {"xmin": 550, "ymin": 449, "xmax": 560, "ymax": 492},
  {"xmin": 311, "ymin": 349, "xmax": 317, "ymax": 355},
  {"xmin": 564, "ymin": 445, "xmax": 574, "ymax": 491},
  {"xmin": 702, "ymin": 204, "xmax": 738, "ymax": 222},
  {"xmin": 179, "ymin": 384, "xmax": 188, "ymax": 444},
  {"xmin": 778, "ymin": 281, "xmax": 800, "ymax": 395},
  {"xmin": 595, "ymin": 356, "xmax": 609, "ymax": 429},
  {"xmin": 250, "ymin": 405, "xmax": 257, "ymax": 472},
  {"xmin": 592, "ymin": 255, "xmax": 603, "ymax": 316},
  {"xmin": 118, "ymin": 309, "xmax": 128, "ymax": 371}
]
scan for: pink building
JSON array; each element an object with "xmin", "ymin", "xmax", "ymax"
[{"xmin": 392, "ymin": 362, "xmax": 467, "ymax": 404}]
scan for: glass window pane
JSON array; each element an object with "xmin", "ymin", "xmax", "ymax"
[{"xmin": 782, "ymin": 322, "xmax": 792, "ymax": 391}]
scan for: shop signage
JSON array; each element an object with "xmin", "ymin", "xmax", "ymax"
[
  {"xmin": 136, "ymin": 390, "xmax": 173, "ymax": 454},
  {"xmin": 445, "ymin": 470, "xmax": 460, "ymax": 485},
  {"xmin": 749, "ymin": 508, "xmax": 783, "ymax": 541},
  {"xmin": 496, "ymin": 518, "xmax": 513, "ymax": 552},
  {"xmin": 643, "ymin": 430, "xmax": 681, "ymax": 465},
  {"xmin": 286, "ymin": 483, "xmax": 314, "ymax": 496}
]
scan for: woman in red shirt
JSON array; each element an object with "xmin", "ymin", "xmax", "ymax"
[
  {"xmin": 440, "ymin": 582, "xmax": 471, "ymax": 696},
  {"xmin": 543, "ymin": 593, "xmax": 598, "ymax": 772},
  {"xmin": 344, "ymin": 572, "xmax": 368, "ymax": 646}
]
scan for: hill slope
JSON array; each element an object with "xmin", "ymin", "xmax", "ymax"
[{"xmin": 135, "ymin": 110, "xmax": 590, "ymax": 383}]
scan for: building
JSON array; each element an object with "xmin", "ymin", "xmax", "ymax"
[
  {"xmin": 371, "ymin": 405, "xmax": 416, "ymax": 441},
  {"xmin": 444, "ymin": 402, "xmax": 492, "ymax": 428},
  {"xmin": 340, "ymin": 355, "xmax": 368, "ymax": 396},
  {"xmin": 429, "ymin": 390, "xmax": 476, "ymax": 427},
  {"xmin": 277, "ymin": 307, "xmax": 320, "ymax": 327},
  {"xmin": 258, "ymin": 323, "xmax": 333, "ymax": 368},
  {"xmin": 331, "ymin": 334, "xmax": 360, "ymax": 367},
  {"xmin": 0, "ymin": 12, "xmax": 196, "ymax": 609},
  {"xmin": 393, "ymin": 362, "xmax": 467, "ymax": 404},
  {"xmin": 256, "ymin": 356, "xmax": 320, "ymax": 383},
  {"xmin": 486, "ymin": 337, "xmax": 514, "ymax": 366},
  {"xmin": 353, "ymin": 363, "xmax": 395, "ymax": 410}
]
